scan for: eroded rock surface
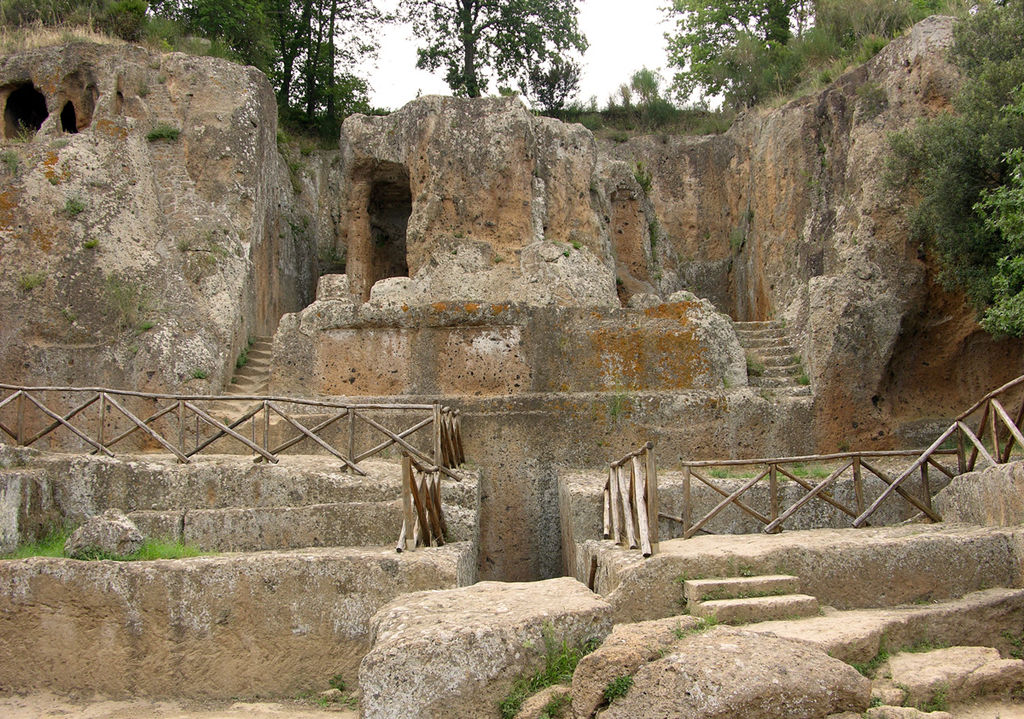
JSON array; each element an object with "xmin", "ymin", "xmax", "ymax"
[
  {"xmin": 935, "ymin": 460, "xmax": 1024, "ymax": 526},
  {"xmin": 0, "ymin": 42, "xmax": 315, "ymax": 393}
]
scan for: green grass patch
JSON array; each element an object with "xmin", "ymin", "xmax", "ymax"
[
  {"xmin": 498, "ymin": 632, "xmax": 601, "ymax": 719},
  {"xmin": 146, "ymin": 124, "xmax": 180, "ymax": 141},
  {"xmin": 602, "ymin": 675, "xmax": 632, "ymax": 704},
  {"xmin": 850, "ymin": 647, "xmax": 889, "ymax": 678},
  {"xmin": 64, "ymin": 197, "xmax": 86, "ymax": 216},
  {"xmin": 1, "ymin": 149, "xmax": 19, "ymax": 175},
  {"xmin": 0, "ymin": 525, "xmax": 70, "ymax": 559},
  {"xmin": 539, "ymin": 691, "xmax": 570, "ymax": 718},
  {"xmin": 2, "ymin": 528, "xmax": 205, "ymax": 561}
]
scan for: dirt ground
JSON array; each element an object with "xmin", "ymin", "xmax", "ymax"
[{"xmin": 0, "ymin": 693, "xmax": 358, "ymax": 718}]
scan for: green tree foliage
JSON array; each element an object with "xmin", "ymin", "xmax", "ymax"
[
  {"xmin": 976, "ymin": 144, "xmax": 1024, "ymax": 336},
  {"xmin": 665, "ymin": 0, "xmax": 811, "ymax": 107},
  {"xmin": 526, "ymin": 56, "xmax": 581, "ymax": 113},
  {"xmin": 888, "ymin": 0, "xmax": 1024, "ymax": 331},
  {"xmin": 149, "ymin": 0, "xmax": 380, "ymax": 136},
  {"xmin": 399, "ymin": 0, "xmax": 587, "ymax": 98},
  {"xmin": 665, "ymin": 0, "xmax": 961, "ymax": 108}
]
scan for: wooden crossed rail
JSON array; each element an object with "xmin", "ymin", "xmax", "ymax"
[
  {"xmin": 854, "ymin": 373, "xmax": 1024, "ymax": 527},
  {"xmin": 619, "ymin": 374, "xmax": 1024, "ymax": 543},
  {"xmin": 0, "ymin": 384, "xmax": 465, "ymax": 478},
  {"xmin": 672, "ymin": 448, "xmax": 956, "ymax": 538}
]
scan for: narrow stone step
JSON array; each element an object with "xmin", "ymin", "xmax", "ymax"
[
  {"xmin": 751, "ymin": 375, "xmax": 805, "ymax": 388},
  {"xmin": 684, "ymin": 575, "xmax": 801, "ymax": 604},
  {"xmin": 762, "ymin": 365, "xmax": 802, "ymax": 378},
  {"xmin": 691, "ymin": 594, "xmax": 820, "ymax": 624},
  {"xmin": 732, "ymin": 320, "xmax": 783, "ymax": 330}
]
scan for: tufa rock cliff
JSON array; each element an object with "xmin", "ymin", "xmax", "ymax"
[
  {"xmin": 0, "ymin": 42, "xmax": 316, "ymax": 393},
  {"xmin": 606, "ymin": 16, "xmax": 1024, "ymax": 449}
]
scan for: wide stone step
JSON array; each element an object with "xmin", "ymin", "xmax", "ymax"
[
  {"xmin": 690, "ymin": 593, "xmax": 820, "ymax": 624},
  {"xmin": 683, "ymin": 574, "xmax": 801, "ymax": 604},
  {"xmin": 749, "ymin": 588, "xmax": 1024, "ymax": 666},
  {"xmin": 128, "ymin": 500, "xmax": 475, "ymax": 552},
  {"xmin": 0, "ymin": 544, "xmax": 476, "ymax": 699}
]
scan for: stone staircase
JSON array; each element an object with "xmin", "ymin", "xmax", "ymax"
[
  {"xmin": 732, "ymin": 320, "xmax": 811, "ymax": 396},
  {"xmin": 682, "ymin": 574, "xmax": 820, "ymax": 624},
  {"xmin": 224, "ymin": 335, "xmax": 272, "ymax": 396}
]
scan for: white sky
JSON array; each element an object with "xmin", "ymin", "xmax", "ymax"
[{"xmin": 362, "ymin": 0, "xmax": 672, "ymax": 111}]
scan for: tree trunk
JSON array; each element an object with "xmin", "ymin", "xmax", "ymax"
[{"xmin": 460, "ymin": 0, "xmax": 480, "ymax": 97}]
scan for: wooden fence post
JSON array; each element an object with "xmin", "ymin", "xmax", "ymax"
[{"xmin": 645, "ymin": 444, "xmax": 658, "ymax": 554}]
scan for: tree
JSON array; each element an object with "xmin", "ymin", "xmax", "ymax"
[
  {"xmin": 526, "ymin": 56, "xmax": 580, "ymax": 113},
  {"xmin": 666, "ymin": 0, "xmax": 810, "ymax": 107},
  {"xmin": 400, "ymin": 0, "xmax": 587, "ymax": 98},
  {"xmin": 150, "ymin": 0, "xmax": 380, "ymax": 135}
]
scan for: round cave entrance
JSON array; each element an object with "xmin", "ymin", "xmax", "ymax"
[{"xmin": 4, "ymin": 83, "xmax": 48, "ymax": 139}]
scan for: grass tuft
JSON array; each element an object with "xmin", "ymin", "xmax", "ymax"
[
  {"xmin": 498, "ymin": 631, "xmax": 601, "ymax": 719},
  {"xmin": 602, "ymin": 675, "xmax": 632, "ymax": 704}
]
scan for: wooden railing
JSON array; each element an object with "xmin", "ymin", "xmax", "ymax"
[
  {"xmin": 0, "ymin": 384, "xmax": 464, "ymax": 478},
  {"xmin": 396, "ymin": 454, "xmax": 447, "ymax": 552},
  {"xmin": 853, "ymin": 374, "xmax": 1024, "ymax": 526},
  {"xmin": 672, "ymin": 449, "xmax": 955, "ymax": 538},
  {"xmin": 603, "ymin": 441, "xmax": 659, "ymax": 557}
]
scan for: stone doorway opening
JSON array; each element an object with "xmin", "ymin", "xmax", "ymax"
[
  {"xmin": 364, "ymin": 163, "xmax": 412, "ymax": 299},
  {"xmin": 59, "ymin": 101, "xmax": 77, "ymax": 134},
  {"xmin": 4, "ymin": 83, "xmax": 48, "ymax": 139},
  {"xmin": 60, "ymin": 101, "xmax": 78, "ymax": 133}
]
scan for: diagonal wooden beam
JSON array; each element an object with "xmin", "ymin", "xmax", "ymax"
[
  {"xmin": 104, "ymin": 393, "xmax": 188, "ymax": 462},
  {"xmin": 775, "ymin": 465, "xmax": 857, "ymax": 519},
  {"xmin": 992, "ymin": 399, "xmax": 1024, "ymax": 463},
  {"xmin": 765, "ymin": 461, "xmax": 852, "ymax": 534},
  {"xmin": 690, "ymin": 469, "xmax": 770, "ymax": 525},
  {"xmin": 267, "ymin": 402, "xmax": 363, "ymax": 474},
  {"xmin": 23, "ymin": 391, "xmax": 112, "ymax": 456},
  {"xmin": 23, "ymin": 394, "xmax": 99, "ymax": 446},
  {"xmin": 852, "ymin": 423, "xmax": 956, "ymax": 527},
  {"xmin": 98, "ymin": 401, "xmax": 178, "ymax": 452},
  {"xmin": 959, "ymin": 420, "xmax": 996, "ymax": 467},
  {"xmin": 685, "ymin": 470, "xmax": 766, "ymax": 539},
  {"xmin": 184, "ymin": 401, "xmax": 276, "ymax": 463},
  {"xmin": 859, "ymin": 459, "xmax": 941, "ymax": 523}
]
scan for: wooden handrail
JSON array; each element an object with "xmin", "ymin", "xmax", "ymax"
[{"xmin": 0, "ymin": 384, "xmax": 466, "ymax": 475}]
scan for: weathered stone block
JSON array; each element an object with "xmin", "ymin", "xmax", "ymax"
[{"xmin": 359, "ymin": 578, "xmax": 613, "ymax": 719}]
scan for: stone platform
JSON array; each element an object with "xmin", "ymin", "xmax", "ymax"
[{"xmin": 579, "ymin": 524, "xmax": 1024, "ymax": 623}]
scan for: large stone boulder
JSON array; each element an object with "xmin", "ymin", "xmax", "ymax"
[
  {"xmin": 63, "ymin": 508, "xmax": 143, "ymax": 557},
  {"xmin": 571, "ymin": 615, "xmax": 701, "ymax": 718},
  {"xmin": 934, "ymin": 460, "xmax": 1024, "ymax": 526},
  {"xmin": 0, "ymin": 41, "xmax": 315, "ymax": 393},
  {"xmin": 358, "ymin": 578, "xmax": 613, "ymax": 719},
  {"xmin": 594, "ymin": 626, "xmax": 870, "ymax": 719}
]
